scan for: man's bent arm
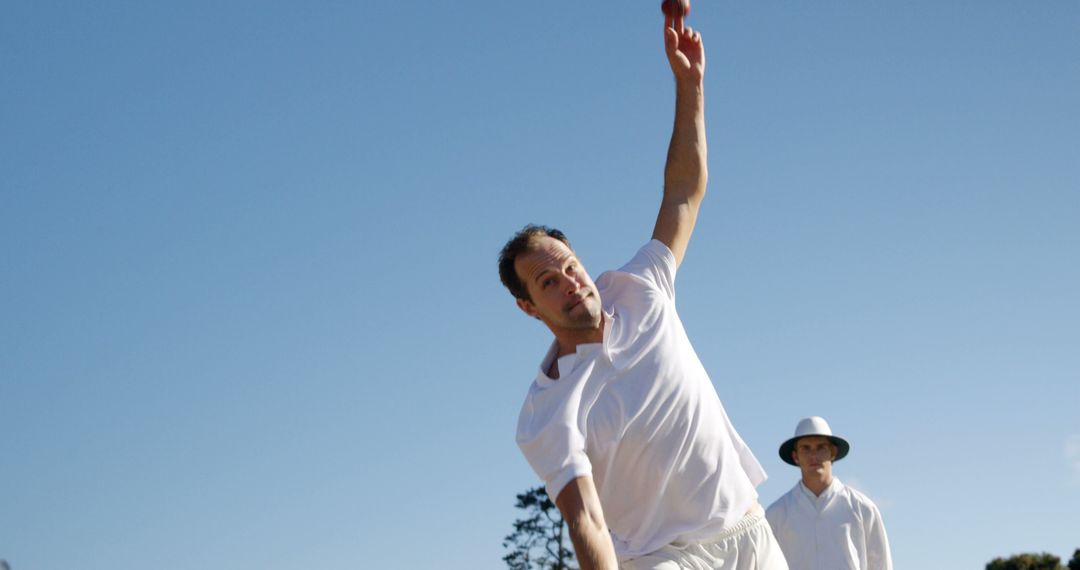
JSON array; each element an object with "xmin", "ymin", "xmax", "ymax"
[
  {"xmin": 555, "ymin": 476, "xmax": 618, "ymax": 570},
  {"xmin": 652, "ymin": 17, "xmax": 708, "ymax": 268}
]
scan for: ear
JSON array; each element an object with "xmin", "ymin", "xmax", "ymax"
[
  {"xmin": 830, "ymin": 445, "xmax": 838, "ymax": 461},
  {"xmin": 791, "ymin": 450, "xmax": 800, "ymax": 466},
  {"xmin": 516, "ymin": 297, "xmax": 540, "ymax": 320}
]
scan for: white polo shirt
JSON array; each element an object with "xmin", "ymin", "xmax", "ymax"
[
  {"xmin": 516, "ymin": 240, "xmax": 766, "ymax": 561},
  {"xmin": 765, "ymin": 477, "xmax": 893, "ymax": 570}
]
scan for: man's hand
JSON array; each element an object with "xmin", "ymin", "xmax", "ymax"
[
  {"xmin": 664, "ymin": 14, "xmax": 705, "ymax": 85},
  {"xmin": 653, "ymin": 16, "xmax": 707, "ymax": 268}
]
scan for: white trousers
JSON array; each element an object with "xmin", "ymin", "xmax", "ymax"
[{"xmin": 620, "ymin": 508, "xmax": 789, "ymax": 570}]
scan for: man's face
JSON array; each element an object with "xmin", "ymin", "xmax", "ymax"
[
  {"xmin": 513, "ymin": 236, "xmax": 602, "ymax": 333},
  {"xmin": 793, "ymin": 435, "xmax": 837, "ymax": 481}
]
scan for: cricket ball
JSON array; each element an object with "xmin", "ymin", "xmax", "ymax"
[{"xmin": 661, "ymin": 0, "xmax": 690, "ymax": 19}]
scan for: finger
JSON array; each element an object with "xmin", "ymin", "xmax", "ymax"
[
  {"xmin": 664, "ymin": 11, "xmax": 673, "ymax": 31},
  {"xmin": 664, "ymin": 25, "xmax": 678, "ymax": 53},
  {"xmin": 677, "ymin": 14, "xmax": 685, "ymax": 34}
]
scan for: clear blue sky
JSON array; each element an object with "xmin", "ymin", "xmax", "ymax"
[{"xmin": 3, "ymin": 1, "xmax": 1078, "ymax": 569}]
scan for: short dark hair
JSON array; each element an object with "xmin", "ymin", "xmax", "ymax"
[{"xmin": 498, "ymin": 224, "xmax": 572, "ymax": 301}]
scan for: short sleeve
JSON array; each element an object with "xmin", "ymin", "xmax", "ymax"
[
  {"xmin": 515, "ymin": 378, "xmax": 594, "ymax": 501},
  {"xmin": 615, "ymin": 240, "xmax": 677, "ymax": 300}
]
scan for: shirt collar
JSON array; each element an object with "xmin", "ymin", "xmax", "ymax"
[
  {"xmin": 798, "ymin": 477, "xmax": 843, "ymax": 508},
  {"xmin": 534, "ymin": 312, "xmax": 615, "ymax": 387}
]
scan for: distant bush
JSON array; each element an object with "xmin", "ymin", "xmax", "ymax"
[{"xmin": 986, "ymin": 551, "xmax": 1068, "ymax": 570}]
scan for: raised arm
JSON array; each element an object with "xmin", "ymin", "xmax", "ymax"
[
  {"xmin": 651, "ymin": 13, "xmax": 707, "ymax": 268},
  {"xmin": 555, "ymin": 476, "xmax": 618, "ymax": 570}
]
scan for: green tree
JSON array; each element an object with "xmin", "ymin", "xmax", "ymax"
[
  {"xmin": 986, "ymin": 552, "xmax": 1063, "ymax": 570},
  {"xmin": 1068, "ymin": 549, "xmax": 1080, "ymax": 570},
  {"xmin": 503, "ymin": 486, "xmax": 577, "ymax": 570}
]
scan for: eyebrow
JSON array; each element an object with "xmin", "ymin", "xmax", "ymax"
[
  {"xmin": 528, "ymin": 253, "xmax": 579, "ymax": 285},
  {"xmin": 531, "ymin": 268, "xmax": 555, "ymax": 285},
  {"xmin": 531, "ymin": 257, "xmax": 571, "ymax": 282}
]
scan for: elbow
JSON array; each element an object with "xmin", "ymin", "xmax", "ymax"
[
  {"xmin": 687, "ymin": 170, "xmax": 707, "ymax": 207},
  {"xmin": 567, "ymin": 506, "xmax": 607, "ymax": 536}
]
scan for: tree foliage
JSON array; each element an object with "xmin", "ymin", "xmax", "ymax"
[
  {"xmin": 503, "ymin": 486, "xmax": 577, "ymax": 570},
  {"xmin": 1068, "ymin": 549, "xmax": 1080, "ymax": 570},
  {"xmin": 986, "ymin": 552, "xmax": 1064, "ymax": 570}
]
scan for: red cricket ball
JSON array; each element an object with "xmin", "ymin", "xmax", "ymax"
[{"xmin": 661, "ymin": 0, "xmax": 690, "ymax": 19}]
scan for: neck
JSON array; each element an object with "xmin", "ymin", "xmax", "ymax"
[
  {"xmin": 553, "ymin": 319, "xmax": 605, "ymax": 358},
  {"xmin": 546, "ymin": 318, "xmax": 605, "ymax": 380},
  {"xmin": 802, "ymin": 473, "xmax": 833, "ymax": 497}
]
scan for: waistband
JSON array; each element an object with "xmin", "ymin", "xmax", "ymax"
[{"xmin": 672, "ymin": 503, "xmax": 766, "ymax": 546}]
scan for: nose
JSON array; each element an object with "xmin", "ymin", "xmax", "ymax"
[{"xmin": 563, "ymin": 275, "xmax": 580, "ymax": 296}]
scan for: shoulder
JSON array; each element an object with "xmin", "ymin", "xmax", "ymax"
[
  {"xmin": 599, "ymin": 240, "xmax": 677, "ymax": 300},
  {"xmin": 765, "ymin": 485, "xmax": 799, "ymax": 518},
  {"xmin": 843, "ymin": 484, "xmax": 877, "ymax": 506},
  {"xmin": 515, "ymin": 375, "xmax": 569, "ymax": 440},
  {"xmin": 764, "ymin": 499, "xmax": 784, "ymax": 519},
  {"xmin": 841, "ymin": 483, "xmax": 884, "ymax": 518},
  {"xmin": 616, "ymin": 240, "xmax": 676, "ymax": 275}
]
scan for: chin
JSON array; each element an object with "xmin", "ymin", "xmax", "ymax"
[
  {"xmin": 583, "ymin": 305, "xmax": 603, "ymax": 326},
  {"xmin": 566, "ymin": 310, "xmax": 602, "ymax": 329}
]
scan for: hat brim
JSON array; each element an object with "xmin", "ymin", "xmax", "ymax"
[{"xmin": 779, "ymin": 435, "xmax": 850, "ymax": 466}]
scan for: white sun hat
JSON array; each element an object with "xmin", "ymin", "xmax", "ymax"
[{"xmin": 779, "ymin": 416, "xmax": 851, "ymax": 466}]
